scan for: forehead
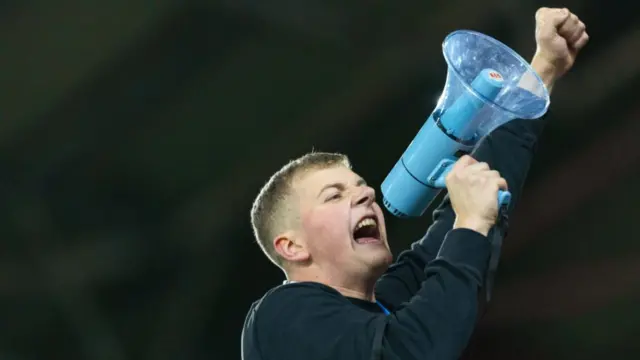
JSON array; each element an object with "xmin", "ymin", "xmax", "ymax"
[{"xmin": 293, "ymin": 166, "xmax": 363, "ymax": 198}]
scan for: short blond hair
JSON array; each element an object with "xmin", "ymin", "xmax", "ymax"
[{"xmin": 250, "ymin": 152, "xmax": 351, "ymax": 268}]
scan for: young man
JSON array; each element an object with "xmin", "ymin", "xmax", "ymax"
[{"xmin": 242, "ymin": 7, "xmax": 588, "ymax": 360}]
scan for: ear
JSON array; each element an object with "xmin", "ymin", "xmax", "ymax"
[{"xmin": 273, "ymin": 230, "xmax": 310, "ymax": 263}]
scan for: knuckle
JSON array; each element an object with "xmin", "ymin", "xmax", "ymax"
[
  {"xmin": 535, "ymin": 7, "xmax": 549, "ymax": 19},
  {"xmin": 460, "ymin": 155, "xmax": 476, "ymax": 165},
  {"xmin": 570, "ymin": 15, "xmax": 580, "ymax": 26}
]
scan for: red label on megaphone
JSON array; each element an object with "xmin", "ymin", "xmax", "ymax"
[{"xmin": 488, "ymin": 70, "xmax": 503, "ymax": 80}]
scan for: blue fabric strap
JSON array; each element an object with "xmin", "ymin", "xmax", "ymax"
[{"xmin": 376, "ymin": 301, "xmax": 391, "ymax": 315}]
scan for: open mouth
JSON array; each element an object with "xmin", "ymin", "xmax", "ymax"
[{"xmin": 353, "ymin": 216, "xmax": 381, "ymax": 244}]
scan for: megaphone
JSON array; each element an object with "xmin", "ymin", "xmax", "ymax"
[{"xmin": 382, "ymin": 30, "xmax": 550, "ymax": 218}]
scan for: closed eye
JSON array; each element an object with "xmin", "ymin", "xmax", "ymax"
[{"xmin": 325, "ymin": 193, "xmax": 342, "ymax": 202}]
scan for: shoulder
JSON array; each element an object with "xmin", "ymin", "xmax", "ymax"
[
  {"xmin": 245, "ymin": 282, "xmax": 346, "ymax": 326},
  {"xmin": 241, "ymin": 282, "xmax": 353, "ymax": 359}
]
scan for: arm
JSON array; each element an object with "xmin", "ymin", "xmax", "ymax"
[
  {"xmin": 375, "ymin": 91, "xmax": 548, "ymax": 309},
  {"xmin": 246, "ymin": 229, "xmax": 490, "ymax": 360},
  {"xmin": 374, "ymin": 4, "xmax": 590, "ymax": 306}
]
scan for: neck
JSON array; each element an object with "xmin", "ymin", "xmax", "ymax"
[
  {"xmin": 330, "ymin": 284, "xmax": 376, "ymax": 302},
  {"xmin": 287, "ymin": 268, "xmax": 377, "ymax": 302}
]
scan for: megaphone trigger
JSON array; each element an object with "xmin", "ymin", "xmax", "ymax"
[
  {"xmin": 428, "ymin": 158, "xmax": 456, "ymax": 188},
  {"xmin": 498, "ymin": 190, "xmax": 511, "ymax": 213}
]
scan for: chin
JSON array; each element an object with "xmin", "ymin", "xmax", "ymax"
[{"xmin": 366, "ymin": 249, "xmax": 393, "ymax": 276}]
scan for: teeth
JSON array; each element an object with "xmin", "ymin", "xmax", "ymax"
[{"xmin": 355, "ymin": 218, "xmax": 377, "ymax": 231}]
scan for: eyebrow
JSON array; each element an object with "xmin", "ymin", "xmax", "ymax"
[{"xmin": 317, "ymin": 178, "xmax": 367, "ymax": 198}]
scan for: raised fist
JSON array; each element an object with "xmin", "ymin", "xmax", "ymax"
[{"xmin": 534, "ymin": 7, "xmax": 589, "ymax": 79}]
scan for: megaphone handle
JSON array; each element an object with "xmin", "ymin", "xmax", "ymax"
[{"xmin": 429, "ymin": 159, "xmax": 511, "ymax": 212}]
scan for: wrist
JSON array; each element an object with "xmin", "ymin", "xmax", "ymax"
[
  {"xmin": 531, "ymin": 53, "xmax": 560, "ymax": 92},
  {"xmin": 453, "ymin": 216, "xmax": 492, "ymax": 237}
]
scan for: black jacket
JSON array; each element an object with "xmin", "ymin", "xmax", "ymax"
[{"xmin": 241, "ymin": 116, "xmax": 546, "ymax": 360}]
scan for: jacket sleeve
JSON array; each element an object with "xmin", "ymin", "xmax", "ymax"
[
  {"xmin": 248, "ymin": 228, "xmax": 490, "ymax": 360},
  {"xmin": 374, "ymin": 116, "xmax": 547, "ymax": 308}
]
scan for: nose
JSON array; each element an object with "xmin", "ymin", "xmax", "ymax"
[{"xmin": 352, "ymin": 186, "xmax": 375, "ymax": 207}]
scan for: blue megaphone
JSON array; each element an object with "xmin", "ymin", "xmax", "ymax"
[{"xmin": 381, "ymin": 30, "xmax": 550, "ymax": 218}]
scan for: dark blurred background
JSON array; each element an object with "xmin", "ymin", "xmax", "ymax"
[{"xmin": 1, "ymin": 0, "xmax": 639, "ymax": 359}]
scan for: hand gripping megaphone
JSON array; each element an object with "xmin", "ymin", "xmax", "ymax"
[{"xmin": 382, "ymin": 30, "xmax": 550, "ymax": 218}]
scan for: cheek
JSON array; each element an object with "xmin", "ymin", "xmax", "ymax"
[{"xmin": 302, "ymin": 208, "xmax": 351, "ymax": 253}]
